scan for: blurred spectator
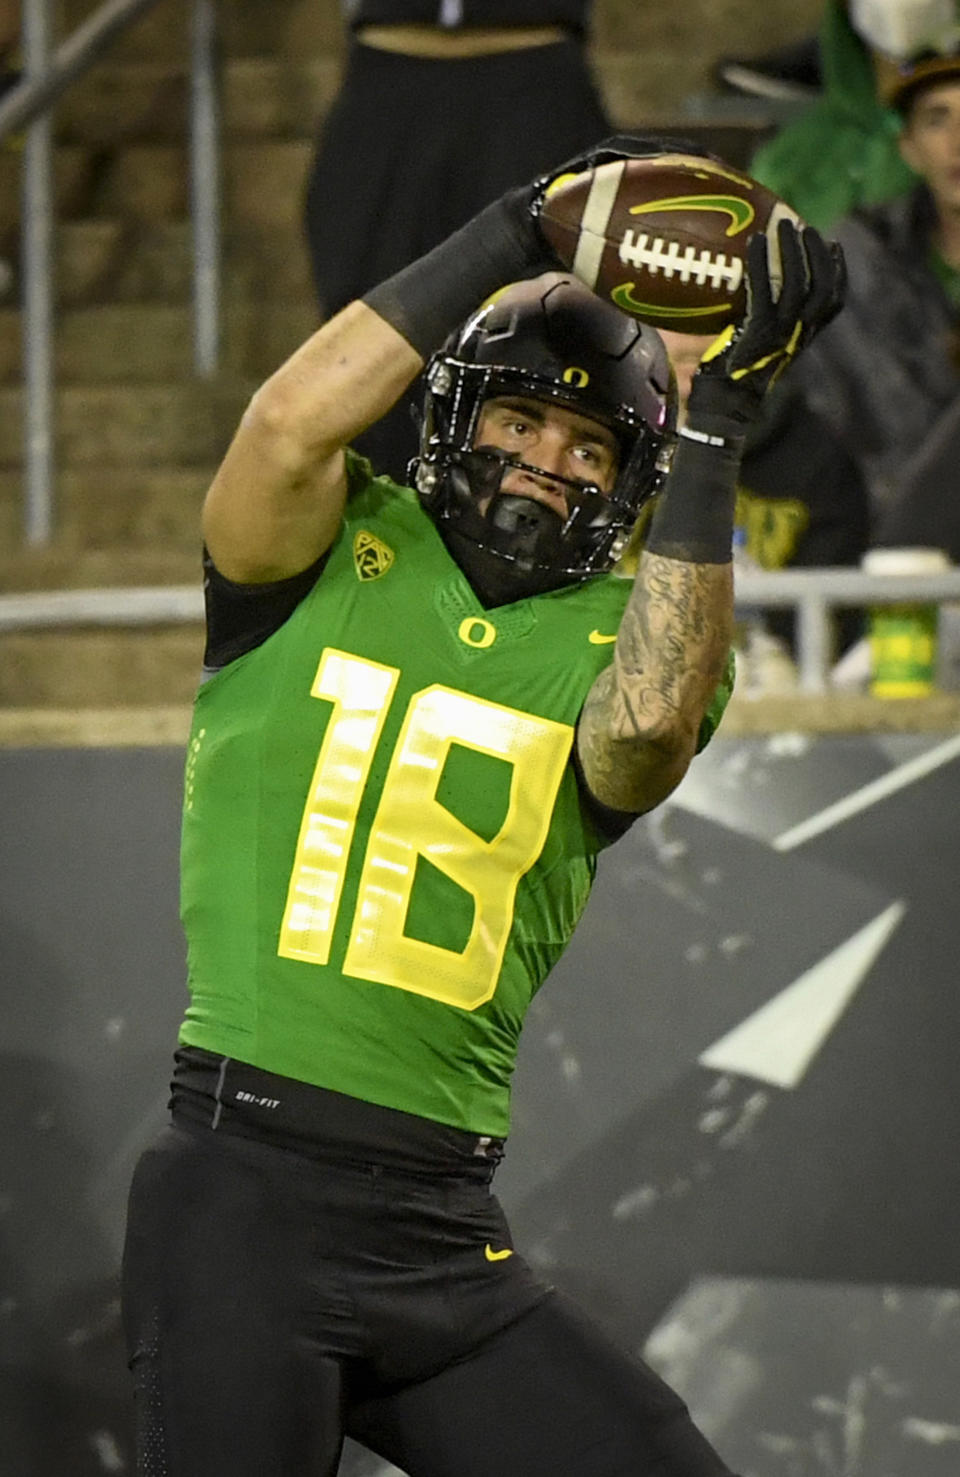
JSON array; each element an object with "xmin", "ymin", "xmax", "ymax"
[
  {"xmin": 660, "ymin": 329, "xmax": 870, "ymax": 682},
  {"xmin": 748, "ymin": 1, "xmax": 960, "ymax": 229},
  {"xmin": 303, "ymin": 3, "xmax": 611, "ymax": 483},
  {"xmin": 795, "ymin": 49, "xmax": 960, "ymax": 555},
  {"xmin": 878, "ymin": 395, "xmax": 960, "ymax": 557}
]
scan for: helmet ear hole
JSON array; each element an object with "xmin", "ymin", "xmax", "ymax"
[{"xmin": 417, "ymin": 272, "xmax": 676, "ymax": 599}]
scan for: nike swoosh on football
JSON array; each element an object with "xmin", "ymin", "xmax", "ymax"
[
  {"xmin": 589, "ymin": 630, "xmax": 618, "ymax": 644},
  {"xmin": 484, "ymin": 1244, "xmax": 514, "ymax": 1262}
]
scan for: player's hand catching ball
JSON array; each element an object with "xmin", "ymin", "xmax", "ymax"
[{"xmin": 687, "ymin": 219, "xmax": 846, "ymax": 430}]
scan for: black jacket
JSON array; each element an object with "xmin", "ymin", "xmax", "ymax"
[{"xmin": 797, "ymin": 184, "xmax": 960, "ymax": 529}]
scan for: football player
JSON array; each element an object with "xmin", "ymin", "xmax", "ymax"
[{"xmin": 121, "ymin": 140, "xmax": 844, "ymax": 1476}]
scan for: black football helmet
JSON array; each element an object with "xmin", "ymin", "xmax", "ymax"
[{"xmin": 413, "ymin": 273, "xmax": 677, "ymax": 607}]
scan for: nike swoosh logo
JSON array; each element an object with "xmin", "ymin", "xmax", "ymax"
[
  {"xmin": 589, "ymin": 630, "xmax": 617, "ymax": 645},
  {"xmin": 610, "ymin": 284, "xmax": 733, "ymax": 320},
  {"xmin": 629, "ymin": 194, "xmax": 756, "ymax": 237},
  {"xmin": 484, "ymin": 1244, "xmax": 514, "ymax": 1262}
]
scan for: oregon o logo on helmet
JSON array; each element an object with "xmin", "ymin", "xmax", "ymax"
[
  {"xmin": 458, "ymin": 617, "xmax": 497, "ymax": 649},
  {"xmin": 562, "ymin": 366, "xmax": 590, "ymax": 388}
]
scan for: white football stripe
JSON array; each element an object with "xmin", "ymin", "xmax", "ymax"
[{"xmin": 572, "ymin": 160, "xmax": 626, "ymax": 289}]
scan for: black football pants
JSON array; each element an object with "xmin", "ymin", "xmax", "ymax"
[{"xmin": 122, "ymin": 1120, "xmax": 737, "ymax": 1477}]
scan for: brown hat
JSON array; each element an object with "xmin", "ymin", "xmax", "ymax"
[{"xmin": 887, "ymin": 49, "xmax": 960, "ymax": 112}]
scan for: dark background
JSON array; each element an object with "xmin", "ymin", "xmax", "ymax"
[{"xmin": 2, "ymin": 731, "xmax": 959, "ymax": 1476}]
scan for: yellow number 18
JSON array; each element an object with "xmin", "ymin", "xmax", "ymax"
[{"xmin": 278, "ymin": 649, "xmax": 573, "ymax": 1011}]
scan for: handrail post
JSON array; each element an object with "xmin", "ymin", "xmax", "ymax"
[
  {"xmin": 22, "ymin": 0, "xmax": 56, "ymax": 546},
  {"xmin": 797, "ymin": 590, "xmax": 831, "ymax": 694},
  {"xmin": 190, "ymin": 0, "xmax": 221, "ymax": 377}
]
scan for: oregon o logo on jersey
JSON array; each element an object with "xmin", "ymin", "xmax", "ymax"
[{"xmin": 458, "ymin": 617, "xmax": 497, "ymax": 649}]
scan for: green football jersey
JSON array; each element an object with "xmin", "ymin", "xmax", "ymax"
[{"xmin": 179, "ymin": 456, "xmax": 731, "ymax": 1135}]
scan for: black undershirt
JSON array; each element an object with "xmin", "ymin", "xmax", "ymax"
[{"xmin": 201, "ymin": 546, "xmax": 331, "ymax": 671}]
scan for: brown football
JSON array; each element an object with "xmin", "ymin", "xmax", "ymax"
[{"xmin": 538, "ymin": 153, "xmax": 802, "ymax": 334}]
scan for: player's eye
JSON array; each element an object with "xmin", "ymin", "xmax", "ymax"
[{"xmin": 574, "ymin": 444, "xmax": 614, "ymax": 476}]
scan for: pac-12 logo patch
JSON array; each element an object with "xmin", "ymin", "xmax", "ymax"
[{"xmin": 353, "ymin": 530, "xmax": 394, "ymax": 582}]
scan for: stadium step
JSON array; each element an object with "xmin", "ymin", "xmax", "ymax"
[
  {"xmin": 0, "ymin": 467, "xmax": 211, "ymax": 555},
  {"xmin": 54, "ymin": 58, "xmax": 340, "ymax": 144},
  {"xmin": 0, "ymin": 301, "xmax": 317, "ymax": 381},
  {"xmin": 51, "ymin": 219, "xmax": 314, "ymax": 306},
  {"xmin": 0, "ymin": 380, "xmax": 255, "ymax": 466},
  {"xmin": 0, "ymin": 139, "xmax": 315, "ymax": 231},
  {"xmin": 0, "ymin": 628, "xmax": 205, "ymax": 707},
  {"xmin": 0, "ymin": 545, "xmax": 200, "ymax": 592}
]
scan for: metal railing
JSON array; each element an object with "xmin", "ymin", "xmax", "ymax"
[
  {"xmin": 1, "ymin": 0, "xmax": 221, "ymax": 546},
  {"xmin": 733, "ymin": 566, "xmax": 960, "ymax": 693},
  {"xmin": 3, "ymin": 568, "xmax": 960, "ymax": 695}
]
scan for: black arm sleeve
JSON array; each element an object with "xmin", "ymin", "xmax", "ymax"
[{"xmin": 202, "ymin": 547, "xmax": 331, "ymax": 671}]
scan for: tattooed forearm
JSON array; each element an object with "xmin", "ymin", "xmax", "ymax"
[{"xmin": 577, "ymin": 550, "xmax": 733, "ymax": 813}]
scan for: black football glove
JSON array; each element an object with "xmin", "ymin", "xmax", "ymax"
[{"xmin": 687, "ymin": 218, "xmax": 846, "ymax": 434}]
